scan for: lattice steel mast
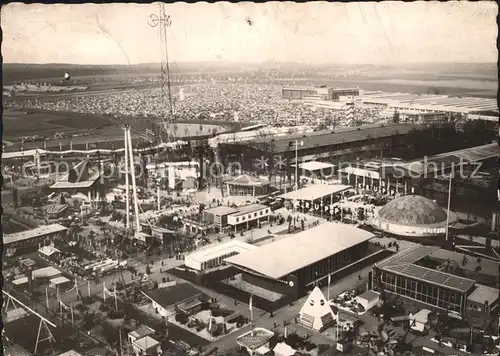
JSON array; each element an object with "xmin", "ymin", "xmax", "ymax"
[{"xmin": 148, "ymin": 3, "xmax": 175, "ymax": 144}]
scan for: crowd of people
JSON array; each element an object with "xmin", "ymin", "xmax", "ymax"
[{"xmin": 6, "ymin": 82, "xmax": 385, "ymax": 129}]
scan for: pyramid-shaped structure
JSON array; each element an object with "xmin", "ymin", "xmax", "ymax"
[{"xmin": 298, "ymin": 286, "xmax": 337, "ymax": 331}]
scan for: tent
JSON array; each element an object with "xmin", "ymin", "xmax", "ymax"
[{"xmin": 298, "ymin": 286, "xmax": 337, "ymax": 331}]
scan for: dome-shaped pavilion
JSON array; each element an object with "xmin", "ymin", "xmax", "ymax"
[{"xmin": 372, "ymin": 195, "xmax": 457, "ymax": 238}]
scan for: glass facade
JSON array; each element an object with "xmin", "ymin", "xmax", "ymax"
[
  {"xmin": 378, "ymin": 270, "xmax": 465, "ymax": 314},
  {"xmin": 297, "ymin": 242, "xmax": 368, "ymax": 287}
]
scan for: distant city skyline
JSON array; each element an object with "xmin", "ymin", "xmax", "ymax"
[{"xmin": 2, "ymin": 2, "xmax": 497, "ymax": 65}]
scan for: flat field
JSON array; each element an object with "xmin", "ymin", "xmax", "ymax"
[{"xmin": 2, "ymin": 108, "xmax": 117, "ymax": 139}]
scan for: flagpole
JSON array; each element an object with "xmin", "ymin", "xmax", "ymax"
[
  {"xmin": 249, "ymin": 294, "xmax": 253, "ymax": 325},
  {"xmin": 103, "ymin": 281, "xmax": 106, "ymax": 304},
  {"xmin": 119, "ymin": 328, "xmax": 123, "ymax": 356},
  {"xmin": 320, "ymin": 197, "xmax": 323, "ymax": 219},
  {"xmin": 114, "ymin": 285, "xmax": 118, "ymax": 311},
  {"xmin": 45, "ymin": 287, "xmax": 49, "ymax": 309},
  {"xmin": 88, "ymin": 280, "xmax": 91, "ymax": 297},
  {"xmin": 327, "ymin": 275, "xmax": 331, "ymax": 301},
  {"xmin": 445, "ymin": 173, "xmax": 452, "ymax": 243}
]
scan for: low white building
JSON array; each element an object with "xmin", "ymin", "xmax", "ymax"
[
  {"xmin": 410, "ymin": 309, "xmax": 431, "ymax": 333},
  {"xmin": 185, "ymin": 240, "xmax": 257, "ymax": 272},
  {"xmin": 227, "ymin": 204, "xmax": 271, "ymax": 232},
  {"xmin": 132, "ymin": 335, "xmax": 161, "ymax": 356},
  {"xmin": 128, "ymin": 325, "xmax": 155, "ymax": 344}
]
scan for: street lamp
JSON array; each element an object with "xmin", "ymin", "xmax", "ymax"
[{"xmin": 289, "ymin": 140, "xmax": 304, "ymax": 191}]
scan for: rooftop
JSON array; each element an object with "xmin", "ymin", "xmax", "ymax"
[
  {"xmin": 467, "ymin": 284, "xmax": 499, "ymax": 304},
  {"xmin": 225, "ymin": 174, "xmax": 270, "ymax": 187},
  {"xmin": 279, "ymin": 184, "xmax": 351, "ymax": 201},
  {"xmin": 129, "ymin": 325, "xmax": 155, "ymax": 340},
  {"xmin": 283, "ymin": 87, "xmax": 316, "ymax": 91},
  {"xmin": 5, "ymin": 224, "xmax": 68, "ymax": 245},
  {"xmin": 377, "ymin": 246, "xmax": 476, "ymax": 293},
  {"xmin": 362, "ymin": 92, "xmax": 498, "ymax": 114},
  {"xmin": 46, "ymin": 204, "xmax": 69, "ymax": 214},
  {"xmin": 133, "ymin": 336, "xmax": 160, "ymax": 350},
  {"xmin": 50, "ymin": 276, "xmax": 71, "ymax": 285},
  {"xmin": 50, "ymin": 172, "xmax": 100, "ymax": 189},
  {"xmin": 383, "ymin": 263, "xmax": 475, "ymax": 293},
  {"xmin": 33, "ymin": 266, "xmax": 61, "ymax": 278},
  {"xmin": 230, "ymin": 204, "xmax": 269, "ymax": 217},
  {"xmin": 56, "ymin": 351, "xmax": 83, "ymax": 356},
  {"xmin": 142, "ymin": 283, "xmax": 204, "ymax": 309},
  {"xmin": 244, "ymin": 123, "xmax": 423, "ymax": 153},
  {"xmin": 376, "ymin": 195, "xmax": 452, "ymax": 227},
  {"xmin": 186, "ymin": 240, "xmax": 257, "ymax": 265},
  {"xmin": 38, "ymin": 245, "xmax": 61, "ymax": 257},
  {"xmin": 237, "ymin": 327, "xmax": 275, "ymax": 350},
  {"xmin": 204, "ymin": 205, "xmax": 240, "ymax": 216},
  {"xmin": 428, "ymin": 249, "xmax": 500, "ymax": 277},
  {"xmin": 296, "ymin": 161, "xmax": 335, "ymax": 171},
  {"xmin": 397, "ymin": 143, "xmax": 499, "ymax": 176},
  {"xmin": 225, "ymin": 223, "xmax": 374, "ymax": 279}
]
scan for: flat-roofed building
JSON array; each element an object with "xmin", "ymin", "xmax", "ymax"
[
  {"xmin": 4, "ymin": 224, "xmax": 68, "ymax": 248},
  {"xmin": 150, "ymin": 226, "xmax": 176, "ymax": 245},
  {"xmin": 202, "ymin": 205, "xmax": 240, "ymax": 231},
  {"xmin": 225, "ymin": 223, "xmax": 375, "ymax": 296},
  {"xmin": 142, "ymin": 283, "xmax": 207, "ymax": 318},
  {"xmin": 227, "ymin": 204, "xmax": 271, "ymax": 232},
  {"xmin": 278, "ymin": 184, "xmax": 351, "ymax": 215},
  {"xmin": 236, "ymin": 327, "xmax": 274, "ymax": 356},
  {"xmin": 295, "ymin": 161, "xmax": 336, "ymax": 180},
  {"xmin": 185, "ymin": 240, "xmax": 257, "ymax": 273},
  {"xmin": 282, "ymin": 87, "xmax": 317, "ymax": 100},
  {"xmin": 128, "ymin": 325, "xmax": 155, "ymax": 344},
  {"xmin": 328, "ymin": 88, "xmax": 360, "ymax": 101},
  {"xmin": 372, "ymin": 245, "xmax": 498, "ymax": 316},
  {"xmin": 222, "ymin": 123, "xmax": 425, "ymax": 171},
  {"xmin": 466, "ymin": 284, "xmax": 498, "ymax": 315},
  {"xmin": 132, "ymin": 336, "xmax": 161, "ymax": 356}
]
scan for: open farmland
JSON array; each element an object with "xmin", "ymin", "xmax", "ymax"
[{"xmin": 2, "ymin": 108, "xmax": 116, "ymax": 140}]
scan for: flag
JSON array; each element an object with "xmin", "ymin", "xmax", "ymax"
[{"xmin": 249, "ymin": 295, "xmax": 253, "ymax": 311}]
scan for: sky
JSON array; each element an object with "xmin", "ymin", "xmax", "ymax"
[{"xmin": 1, "ymin": 1, "xmax": 498, "ymax": 65}]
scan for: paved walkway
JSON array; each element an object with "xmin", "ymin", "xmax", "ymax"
[{"xmin": 166, "ymin": 263, "xmax": 375, "ymax": 353}]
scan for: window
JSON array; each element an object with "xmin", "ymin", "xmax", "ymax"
[
  {"xmin": 236, "ymin": 218, "xmax": 240, "ymax": 222},
  {"xmin": 254, "ymin": 213, "xmax": 257, "ymax": 217},
  {"xmin": 260, "ymin": 211, "xmax": 263, "ymax": 216}
]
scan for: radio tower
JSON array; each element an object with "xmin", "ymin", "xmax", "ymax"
[{"xmin": 148, "ymin": 3, "xmax": 175, "ymax": 144}]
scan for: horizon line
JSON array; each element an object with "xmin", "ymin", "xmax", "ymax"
[{"xmin": 4, "ymin": 60, "xmax": 497, "ymax": 66}]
